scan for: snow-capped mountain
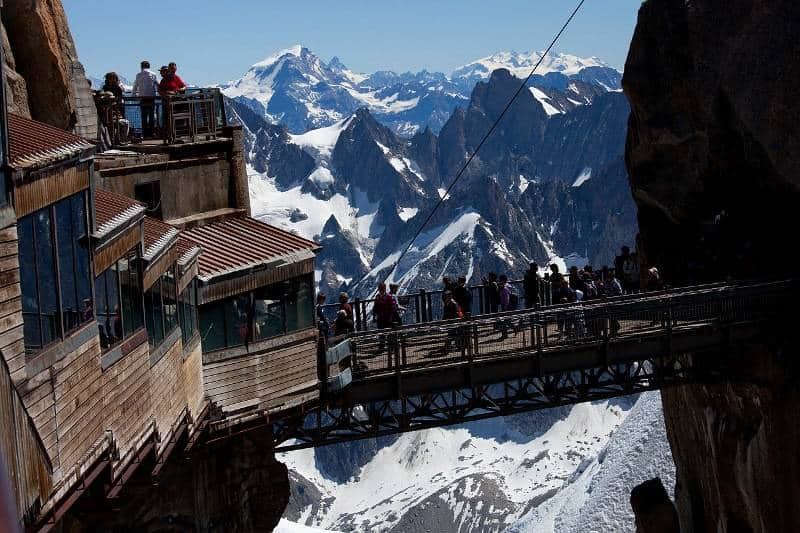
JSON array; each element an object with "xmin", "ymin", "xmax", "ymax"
[
  {"xmin": 280, "ymin": 392, "xmax": 674, "ymax": 532},
  {"xmin": 451, "ymin": 50, "xmax": 620, "ymax": 90},
  {"xmin": 228, "ymin": 65, "xmax": 636, "ymax": 299},
  {"xmin": 221, "ymin": 46, "xmax": 621, "ymax": 136},
  {"xmin": 222, "ymin": 45, "xmax": 468, "ymax": 135}
]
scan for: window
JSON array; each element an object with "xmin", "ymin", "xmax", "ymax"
[
  {"xmin": 134, "ymin": 182, "xmax": 161, "ymax": 218},
  {"xmin": 94, "ymin": 248, "xmax": 144, "ymax": 351},
  {"xmin": 18, "ymin": 192, "xmax": 92, "ymax": 354},
  {"xmin": 198, "ymin": 274, "xmax": 314, "ymax": 353},
  {"xmin": 144, "ymin": 265, "xmax": 179, "ymax": 349},
  {"xmin": 179, "ymin": 279, "xmax": 198, "ymax": 345}
]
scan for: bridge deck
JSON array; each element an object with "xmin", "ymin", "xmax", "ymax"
[{"xmin": 210, "ymin": 281, "xmax": 792, "ymax": 451}]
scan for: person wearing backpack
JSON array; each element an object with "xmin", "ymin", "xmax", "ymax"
[{"xmin": 428, "ymin": 290, "xmax": 465, "ymax": 357}]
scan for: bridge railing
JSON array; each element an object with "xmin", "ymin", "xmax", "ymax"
[
  {"xmin": 331, "ymin": 280, "xmax": 789, "ymax": 380},
  {"xmin": 320, "ymin": 279, "xmax": 554, "ymax": 332}
]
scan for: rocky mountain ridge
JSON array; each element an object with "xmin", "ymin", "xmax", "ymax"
[
  {"xmin": 229, "ymin": 66, "xmax": 636, "ymax": 298},
  {"xmin": 222, "ymin": 46, "xmax": 622, "ymax": 136}
]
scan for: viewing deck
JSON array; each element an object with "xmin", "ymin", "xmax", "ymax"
[{"xmin": 204, "ymin": 280, "xmax": 794, "ymax": 451}]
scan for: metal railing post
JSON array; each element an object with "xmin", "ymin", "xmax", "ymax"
[
  {"xmin": 419, "ymin": 289, "xmax": 427, "ymax": 323},
  {"xmin": 354, "ymin": 297, "xmax": 363, "ymax": 331}
]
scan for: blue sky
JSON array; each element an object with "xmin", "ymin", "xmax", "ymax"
[{"xmin": 64, "ymin": 0, "xmax": 643, "ymax": 86}]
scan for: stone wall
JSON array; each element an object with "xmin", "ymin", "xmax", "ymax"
[{"xmin": 623, "ymin": 0, "xmax": 800, "ymax": 531}]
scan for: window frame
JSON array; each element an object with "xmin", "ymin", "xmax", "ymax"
[
  {"xmin": 94, "ymin": 246, "xmax": 145, "ymax": 352},
  {"xmin": 198, "ymin": 273, "xmax": 315, "ymax": 353},
  {"xmin": 144, "ymin": 263, "xmax": 180, "ymax": 349},
  {"xmin": 19, "ymin": 191, "xmax": 94, "ymax": 355}
]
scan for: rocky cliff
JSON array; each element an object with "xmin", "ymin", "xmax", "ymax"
[
  {"xmin": 1, "ymin": 0, "xmax": 96, "ymax": 137},
  {"xmin": 623, "ymin": 0, "xmax": 800, "ymax": 531}
]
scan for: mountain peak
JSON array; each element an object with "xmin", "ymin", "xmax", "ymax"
[{"xmin": 252, "ymin": 44, "xmax": 306, "ymax": 68}]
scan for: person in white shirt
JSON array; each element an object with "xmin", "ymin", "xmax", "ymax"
[{"xmin": 132, "ymin": 60, "xmax": 159, "ymax": 137}]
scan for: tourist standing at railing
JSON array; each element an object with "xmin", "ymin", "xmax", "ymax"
[
  {"xmin": 615, "ymin": 246, "xmax": 640, "ymax": 294},
  {"xmin": 523, "ymin": 262, "xmax": 541, "ymax": 308},
  {"xmin": 389, "ymin": 283, "xmax": 404, "ymax": 325},
  {"xmin": 158, "ymin": 64, "xmax": 187, "ymax": 96},
  {"xmin": 133, "ymin": 60, "xmax": 158, "ymax": 137},
  {"xmin": 101, "ymin": 72, "xmax": 130, "ymax": 143},
  {"xmin": 453, "ymin": 276, "xmax": 472, "ymax": 317},
  {"xmin": 333, "ymin": 292, "xmax": 355, "ymax": 336},
  {"xmin": 549, "ymin": 264, "xmax": 564, "ymax": 303},
  {"xmin": 482, "ymin": 272, "xmax": 500, "ymax": 314},
  {"xmin": 316, "ymin": 293, "xmax": 329, "ymax": 341},
  {"xmin": 373, "ymin": 283, "xmax": 395, "ymax": 330},
  {"xmin": 606, "ymin": 271, "xmax": 623, "ymax": 297}
]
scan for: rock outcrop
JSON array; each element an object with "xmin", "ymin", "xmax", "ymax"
[
  {"xmin": 1, "ymin": 0, "xmax": 96, "ymax": 137},
  {"xmin": 623, "ymin": 0, "xmax": 800, "ymax": 531}
]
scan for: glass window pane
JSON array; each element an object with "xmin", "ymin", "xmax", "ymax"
[
  {"xmin": 118, "ymin": 251, "xmax": 144, "ymax": 338},
  {"xmin": 129, "ymin": 251, "xmax": 144, "ymax": 332},
  {"xmin": 162, "ymin": 268, "xmax": 177, "ymax": 334},
  {"xmin": 18, "ymin": 217, "xmax": 41, "ymax": 352},
  {"xmin": 224, "ymin": 295, "xmax": 249, "ymax": 347},
  {"xmin": 56, "ymin": 199, "xmax": 79, "ymax": 332},
  {"xmin": 199, "ymin": 302, "xmax": 225, "ymax": 352},
  {"xmin": 106, "ymin": 265, "xmax": 122, "ymax": 345},
  {"xmin": 72, "ymin": 193, "xmax": 92, "ymax": 324},
  {"xmin": 146, "ymin": 279, "xmax": 164, "ymax": 347},
  {"xmin": 253, "ymin": 285, "xmax": 284, "ymax": 341},
  {"xmin": 290, "ymin": 277, "xmax": 313, "ymax": 331},
  {"xmin": 34, "ymin": 208, "xmax": 59, "ymax": 346},
  {"xmin": 94, "ymin": 272, "xmax": 109, "ymax": 350}
]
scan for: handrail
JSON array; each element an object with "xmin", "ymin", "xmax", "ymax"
[
  {"xmin": 96, "ymin": 88, "xmax": 227, "ymax": 146},
  {"xmin": 330, "ymin": 279, "xmax": 793, "ymax": 380}
]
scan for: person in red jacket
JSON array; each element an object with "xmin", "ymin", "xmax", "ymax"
[{"xmin": 158, "ymin": 64, "xmax": 187, "ymax": 95}]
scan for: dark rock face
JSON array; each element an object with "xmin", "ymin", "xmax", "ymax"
[
  {"xmin": 630, "ymin": 477, "xmax": 679, "ymax": 533},
  {"xmin": 623, "ymin": 1, "xmax": 800, "ymax": 531}
]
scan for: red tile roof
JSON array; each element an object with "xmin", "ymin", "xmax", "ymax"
[
  {"xmin": 183, "ymin": 216, "xmax": 319, "ymax": 281},
  {"xmin": 6, "ymin": 113, "xmax": 94, "ymax": 169},
  {"xmin": 93, "ymin": 189, "xmax": 146, "ymax": 238},
  {"xmin": 143, "ymin": 216, "xmax": 179, "ymax": 261},
  {"xmin": 177, "ymin": 235, "xmax": 201, "ymax": 267}
]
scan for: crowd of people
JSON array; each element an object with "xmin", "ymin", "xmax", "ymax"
[
  {"xmin": 316, "ymin": 245, "xmax": 663, "ymax": 355},
  {"xmin": 94, "ymin": 60, "xmax": 189, "ymax": 145}
]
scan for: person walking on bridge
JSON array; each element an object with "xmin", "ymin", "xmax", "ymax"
[
  {"xmin": 428, "ymin": 291, "xmax": 465, "ymax": 358},
  {"xmin": 373, "ymin": 283, "xmax": 397, "ymax": 357},
  {"xmin": 524, "ymin": 262, "xmax": 541, "ymax": 308},
  {"xmin": 453, "ymin": 276, "xmax": 472, "ymax": 317}
]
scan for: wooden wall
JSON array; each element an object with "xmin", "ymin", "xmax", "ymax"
[
  {"xmin": 202, "ymin": 328, "xmax": 318, "ymax": 412},
  {"xmin": 0, "ymin": 225, "xmax": 25, "ymax": 382},
  {"xmin": 0, "ymin": 332, "xmax": 52, "ymax": 526},
  {"xmin": 1, "ymin": 215, "xmax": 208, "ymax": 521}
]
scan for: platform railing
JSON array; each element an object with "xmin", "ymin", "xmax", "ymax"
[{"xmin": 97, "ymin": 88, "xmax": 227, "ymax": 146}]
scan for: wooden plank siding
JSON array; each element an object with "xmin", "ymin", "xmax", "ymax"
[
  {"xmin": 12, "ymin": 163, "xmax": 90, "ymax": 218},
  {"xmin": 94, "ymin": 222, "xmax": 142, "ymax": 275},
  {"xmin": 202, "ymin": 328, "xmax": 318, "ymax": 411},
  {"xmin": 143, "ymin": 245, "xmax": 178, "ymax": 290},
  {"xmin": 0, "ymin": 225, "xmax": 26, "ymax": 383}
]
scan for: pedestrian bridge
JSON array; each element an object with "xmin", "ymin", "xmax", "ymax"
[{"xmin": 208, "ymin": 280, "xmax": 791, "ymax": 451}]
